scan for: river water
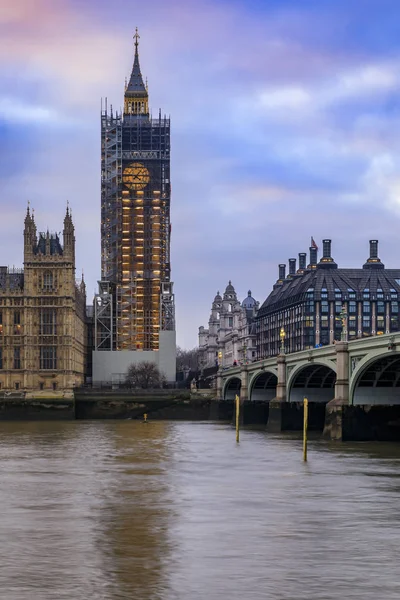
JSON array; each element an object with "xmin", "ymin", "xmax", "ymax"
[{"xmin": 0, "ymin": 421, "xmax": 400, "ymax": 599}]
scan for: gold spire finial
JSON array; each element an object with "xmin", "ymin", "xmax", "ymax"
[{"xmin": 134, "ymin": 27, "xmax": 140, "ymax": 51}]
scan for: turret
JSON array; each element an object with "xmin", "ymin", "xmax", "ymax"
[
  {"xmin": 23, "ymin": 203, "xmax": 37, "ymax": 259},
  {"xmin": 63, "ymin": 203, "xmax": 75, "ymax": 260}
]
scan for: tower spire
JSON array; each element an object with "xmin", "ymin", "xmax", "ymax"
[{"xmin": 124, "ymin": 27, "xmax": 149, "ymax": 116}]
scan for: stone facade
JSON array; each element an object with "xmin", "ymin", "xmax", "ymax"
[
  {"xmin": 198, "ymin": 282, "xmax": 259, "ymax": 370},
  {"xmin": 0, "ymin": 207, "xmax": 86, "ymax": 392}
]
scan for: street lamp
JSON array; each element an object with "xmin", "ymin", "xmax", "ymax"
[
  {"xmin": 280, "ymin": 327, "xmax": 286, "ymax": 354},
  {"xmin": 339, "ymin": 303, "xmax": 348, "ymax": 342}
]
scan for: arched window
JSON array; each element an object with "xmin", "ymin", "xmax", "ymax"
[{"xmin": 43, "ymin": 271, "xmax": 53, "ymax": 291}]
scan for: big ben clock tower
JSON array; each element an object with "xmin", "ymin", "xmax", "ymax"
[{"xmin": 96, "ymin": 29, "xmax": 175, "ymax": 382}]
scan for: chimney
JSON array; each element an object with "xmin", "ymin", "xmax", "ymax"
[
  {"xmin": 370, "ymin": 240, "xmax": 378, "ymax": 259},
  {"xmin": 288, "ymin": 258, "xmax": 296, "ymax": 276},
  {"xmin": 322, "ymin": 239, "xmax": 331, "ymax": 259},
  {"xmin": 318, "ymin": 239, "xmax": 337, "ymax": 269},
  {"xmin": 298, "ymin": 253, "xmax": 307, "ymax": 271},
  {"xmin": 308, "ymin": 247, "xmax": 318, "ymax": 269},
  {"xmin": 278, "ymin": 264, "xmax": 286, "ymax": 280},
  {"xmin": 363, "ymin": 239, "xmax": 384, "ymax": 269}
]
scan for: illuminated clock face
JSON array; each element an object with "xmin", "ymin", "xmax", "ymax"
[{"xmin": 122, "ymin": 162, "xmax": 150, "ymax": 191}]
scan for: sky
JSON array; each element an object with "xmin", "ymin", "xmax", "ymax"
[{"xmin": 1, "ymin": 0, "xmax": 400, "ymax": 348}]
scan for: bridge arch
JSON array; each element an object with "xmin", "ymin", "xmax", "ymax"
[
  {"xmin": 287, "ymin": 360, "xmax": 337, "ymax": 403},
  {"xmin": 223, "ymin": 376, "xmax": 241, "ymax": 401},
  {"xmin": 249, "ymin": 370, "xmax": 278, "ymax": 402},
  {"xmin": 350, "ymin": 351, "xmax": 400, "ymax": 405}
]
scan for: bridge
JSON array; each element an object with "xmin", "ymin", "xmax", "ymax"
[{"xmin": 218, "ymin": 332, "xmax": 400, "ymax": 440}]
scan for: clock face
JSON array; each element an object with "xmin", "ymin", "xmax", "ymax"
[{"xmin": 122, "ymin": 162, "xmax": 150, "ymax": 191}]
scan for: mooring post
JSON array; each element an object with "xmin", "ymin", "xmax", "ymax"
[
  {"xmin": 235, "ymin": 394, "xmax": 240, "ymax": 443},
  {"xmin": 303, "ymin": 397, "xmax": 308, "ymax": 462}
]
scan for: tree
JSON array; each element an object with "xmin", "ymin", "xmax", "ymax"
[
  {"xmin": 126, "ymin": 361, "xmax": 165, "ymax": 389},
  {"xmin": 176, "ymin": 346, "xmax": 199, "ymax": 371}
]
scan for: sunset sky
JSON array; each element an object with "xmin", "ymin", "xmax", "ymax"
[{"xmin": 1, "ymin": 0, "xmax": 400, "ymax": 347}]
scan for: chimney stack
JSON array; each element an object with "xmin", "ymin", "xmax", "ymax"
[
  {"xmin": 363, "ymin": 239, "xmax": 384, "ymax": 269},
  {"xmin": 308, "ymin": 247, "xmax": 318, "ymax": 269},
  {"xmin": 298, "ymin": 252, "xmax": 307, "ymax": 271},
  {"xmin": 318, "ymin": 239, "xmax": 337, "ymax": 269},
  {"xmin": 370, "ymin": 240, "xmax": 378, "ymax": 259},
  {"xmin": 322, "ymin": 239, "xmax": 332, "ymax": 259},
  {"xmin": 288, "ymin": 258, "xmax": 296, "ymax": 276},
  {"xmin": 278, "ymin": 264, "xmax": 286, "ymax": 281}
]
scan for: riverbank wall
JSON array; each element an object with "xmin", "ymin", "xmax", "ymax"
[{"xmin": 0, "ymin": 391, "xmax": 399, "ymax": 441}]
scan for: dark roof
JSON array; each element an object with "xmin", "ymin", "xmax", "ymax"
[
  {"xmin": 242, "ymin": 290, "xmax": 257, "ymax": 309},
  {"xmin": 258, "ymin": 267, "xmax": 400, "ymax": 316},
  {"xmin": 34, "ymin": 233, "xmax": 63, "ymax": 255},
  {"xmin": 0, "ymin": 267, "xmax": 24, "ymax": 291}
]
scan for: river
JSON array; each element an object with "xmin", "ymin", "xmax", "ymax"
[{"xmin": 0, "ymin": 421, "xmax": 399, "ymax": 599}]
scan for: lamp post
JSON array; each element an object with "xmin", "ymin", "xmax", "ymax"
[
  {"xmin": 243, "ymin": 344, "xmax": 247, "ymax": 365},
  {"xmin": 280, "ymin": 327, "xmax": 286, "ymax": 354},
  {"xmin": 339, "ymin": 304, "xmax": 348, "ymax": 342}
]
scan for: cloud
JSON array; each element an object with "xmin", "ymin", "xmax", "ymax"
[{"xmin": 1, "ymin": 0, "xmax": 400, "ymax": 348}]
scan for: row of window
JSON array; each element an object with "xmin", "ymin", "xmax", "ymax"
[
  {"xmin": 0, "ymin": 310, "xmax": 58, "ymax": 335},
  {"xmin": 0, "ymin": 382, "xmax": 58, "ymax": 391},
  {"xmin": 0, "ymin": 347, "xmax": 57, "ymax": 370}
]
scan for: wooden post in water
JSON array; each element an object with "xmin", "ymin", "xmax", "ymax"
[
  {"xmin": 143, "ymin": 413, "xmax": 148, "ymax": 423},
  {"xmin": 303, "ymin": 397, "xmax": 308, "ymax": 462},
  {"xmin": 235, "ymin": 394, "xmax": 240, "ymax": 443}
]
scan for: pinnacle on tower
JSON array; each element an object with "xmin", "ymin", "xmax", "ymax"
[
  {"xmin": 126, "ymin": 28, "xmax": 147, "ymax": 94},
  {"xmin": 124, "ymin": 28, "xmax": 149, "ymax": 115}
]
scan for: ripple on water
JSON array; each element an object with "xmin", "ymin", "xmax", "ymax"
[{"xmin": 0, "ymin": 421, "xmax": 399, "ymax": 600}]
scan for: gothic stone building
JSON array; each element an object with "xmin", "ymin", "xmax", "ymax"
[
  {"xmin": 256, "ymin": 239, "xmax": 400, "ymax": 359},
  {"xmin": 199, "ymin": 282, "xmax": 259, "ymax": 370},
  {"xmin": 0, "ymin": 207, "xmax": 86, "ymax": 392}
]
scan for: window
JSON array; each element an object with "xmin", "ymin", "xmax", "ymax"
[
  {"xmin": 43, "ymin": 271, "xmax": 53, "ymax": 291},
  {"xmin": 305, "ymin": 316, "xmax": 314, "ymax": 327},
  {"xmin": 321, "ymin": 300, "xmax": 329, "ymax": 314},
  {"xmin": 335, "ymin": 301, "xmax": 342, "ymax": 313},
  {"xmin": 349, "ymin": 301, "xmax": 357, "ymax": 314},
  {"xmin": 52, "ymin": 382, "xmax": 57, "ymax": 391},
  {"xmin": 228, "ymin": 317, "xmax": 233, "ymax": 327},
  {"xmin": 377, "ymin": 301, "xmax": 385, "ymax": 315},
  {"xmin": 40, "ymin": 346, "xmax": 57, "ymax": 370},
  {"xmin": 39, "ymin": 382, "xmax": 44, "ymax": 390},
  {"xmin": 14, "ymin": 311, "xmax": 20, "ymax": 325},
  {"xmin": 305, "ymin": 300, "xmax": 314, "ymax": 314},
  {"xmin": 362, "ymin": 316, "xmax": 371, "ymax": 329},
  {"xmin": 0, "ymin": 347, "xmax": 2, "ymax": 369},
  {"xmin": 14, "ymin": 347, "xmax": 21, "ymax": 369},
  {"xmin": 40, "ymin": 310, "xmax": 56, "ymax": 335},
  {"xmin": 320, "ymin": 331, "xmax": 329, "ymax": 345},
  {"xmin": 363, "ymin": 302, "xmax": 370, "ymax": 314},
  {"xmin": 377, "ymin": 316, "xmax": 385, "ymax": 331},
  {"xmin": 320, "ymin": 315, "xmax": 329, "ymax": 327},
  {"xmin": 15, "ymin": 382, "xmax": 20, "ymax": 390}
]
